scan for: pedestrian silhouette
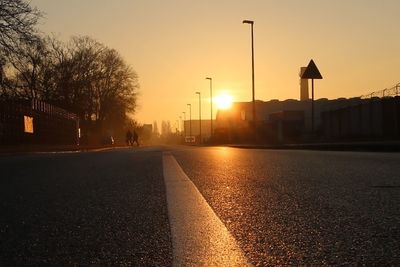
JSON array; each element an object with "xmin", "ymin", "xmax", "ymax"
[
  {"xmin": 126, "ymin": 130, "xmax": 133, "ymax": 146},
  {"xmin": 133, "ymin": 130, "xmax": 139, "ymax": 146}
]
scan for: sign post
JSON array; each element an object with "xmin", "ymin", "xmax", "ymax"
[{"xmin": 301, "ymin": 59, "xmax": 323, "ymax": 134}]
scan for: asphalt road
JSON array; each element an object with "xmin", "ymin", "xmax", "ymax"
[
  {"xmin": 1, "ymin": 146, "xmax": 399, "ymax": 266},
  {"xmin": 0, "ymin": 148, "xmax": 172, "ymax": 266},
  {"xmin": 171, "ymin": 146, "xmax": 400, "ymax": 266}
]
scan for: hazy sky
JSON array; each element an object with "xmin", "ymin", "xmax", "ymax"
[{"xmin": 31, "ymin": 0, "xmax": 400, "ymax": 125}]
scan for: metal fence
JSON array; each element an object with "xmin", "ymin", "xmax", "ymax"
[
  {"xmin": 361, "ymin": 83, "xmax": 400, "ymax": 99},
  {"xmin": 0, "ymin": 99, "xmax": 79, "ymax": 146},
  {"xmin": 322, "ymin": 96, "xmax": 400, "ymax": 140}
]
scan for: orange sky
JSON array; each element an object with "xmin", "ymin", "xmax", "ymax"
[{"xmin": 32, "ymin": 0, "xmax": 400, "ymax": 125}]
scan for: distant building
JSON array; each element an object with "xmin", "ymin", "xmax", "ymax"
[
  {"xmin": 299, "ymin": 67, "xmax": 309, "ymax": 101},
  {"xmin": 268, "ymin": 110, "xmax": 305, "ymax": 143},
  {"xmin": 215, "ymin": 98, "xmax": 367, "ymax": 143},
  {"xmin": 183, "ymin": 119, "xmax": 216, "ymax": 143},
  {"xmin": 142, "ymin": 124, "xmax": 153, "ymax": 134}
]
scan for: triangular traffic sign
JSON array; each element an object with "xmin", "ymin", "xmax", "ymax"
[{"xmin": 301, "ymin": 59, "xmax": 323, "ymax": 79}]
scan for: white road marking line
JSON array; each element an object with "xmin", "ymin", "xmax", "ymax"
[{"xmin": 163, "ymin": 152, "xmax": 252, "ymax": 267}]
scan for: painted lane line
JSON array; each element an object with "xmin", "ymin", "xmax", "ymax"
[{"xmin": 163, "ymin": 152, "xmax": 252, "ymax": 267}]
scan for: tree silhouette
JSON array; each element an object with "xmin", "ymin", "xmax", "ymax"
[
  {"xmin": 0, "ymin": 0, "xmax": 41, "ymax": 97},
  {"xmin": 0, "ymin": 1, "xmax": 140, "ymax": 142},
  {"xmin": 42, "ymin": 36, "xmax": 139, "ymax": 136},
  {"xmin": 0, "ymin": 0, "xmax": 41, "ymax": 57}
]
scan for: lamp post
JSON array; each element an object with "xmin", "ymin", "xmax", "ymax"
[
  {"xmin": 187, "ymin": 104, "xmax": 192, "ymax": 139},
  {"xmin": 196, "ymin": 91, "xmax": 201, "ymax": 144},
  {"xmin": 242, "ymin": 19, "xmax": 257, "ymax": 142},
  {"xmin": 179, "ymin": 116, "xmax": 182, "ymax": 134},
  {"xmin": 206, "ymin": 77, "xmax": 213, "ymax": 139},
  {"xmin": 182, "ymin": 112, "xmax": 186, "ymax": 138}
]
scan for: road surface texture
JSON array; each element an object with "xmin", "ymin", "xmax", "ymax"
[
  {"xmin": 1, "ymin": 146, "xmax": 399, "ymax": 266},
  {"xmin": 171, "ymin": 146, "xmax": 400, "ymax": 266},
  {"xmin": 0, "ymin": 148, "xmax": 172, "ymax": 266}
]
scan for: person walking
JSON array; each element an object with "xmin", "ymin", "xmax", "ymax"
[
  {"xmin": 126, "ymin": 130, "xmax": 133, "ymax": 146},
  {"xmin": 133, "ymin": 130, "xmax": 139, "ymax": 147}
]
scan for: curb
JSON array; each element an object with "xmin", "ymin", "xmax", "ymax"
[
  {"xmin": 228, "ymin": 142, "xmax": 400, "ymax": 152},
  {"xmin": 0, "ymin": 145, "xmax": 129, "ymax": 156}
]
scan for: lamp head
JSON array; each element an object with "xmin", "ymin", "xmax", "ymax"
[{"xmin": 242, "ymin": 20, "xmax": 254, "ymax": 25}]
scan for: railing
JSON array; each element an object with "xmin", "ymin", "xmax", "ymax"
[
  {"xmin": 30, "ymin": 99, "xmax": 78, "ymax": 121},
  {"xmin": 361, "ymin": 83, "xmax": 400, "ymax": 99},
  {"xmin": 0, "ymin": 99, "xmax": 79, "ymax": 145}
]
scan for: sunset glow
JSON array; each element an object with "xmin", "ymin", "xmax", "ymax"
[
  {"xmin": 214, "ymin": 93, "xmax": 233, "ymax": 110},
  {"xmin": 29, "ymin": 0, "xmax": 400, "ymax": 125}
]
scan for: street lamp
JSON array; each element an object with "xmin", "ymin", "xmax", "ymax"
[
  {"xmin": 205, "ymin": 77, "xmax": 213, "ymax": 139},
  {"xmin": 196, "ymin": 91, "xmax": 201, "ymax": 144},
  {"xmin": 182, "ymin": 112, "xmax": 186, "ymax": 137},
  {"xmin": 187, "ymin": 104, "xmax": 192, "ymax": 139},
  {"xmin": 179, "ymin": 116, "xmax": 182, "ymax": 134},
  {"xmin": 242, "ymin": 19, "xmax": 257, "ymax": 142}
]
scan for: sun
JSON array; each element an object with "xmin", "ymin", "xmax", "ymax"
[{"xmin": 214, "ymin": 93, "xmax": 233, "ymax": 110}]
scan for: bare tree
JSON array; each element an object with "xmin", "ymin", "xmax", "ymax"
[
  {"xmin": 39, "ymin": 36, "xmax": 140, "ymax": 136},
  {"xmin": 95, "ymin": 47, "xmax": 138, "ymax": 123},
  {"xmin": 0, "ymin": 0, "xmax": 42, "ymax": 99},
  {"xmin": 0, "ymin": 0, "xmax": 42, "ymax": 56},
  {"xmin": 6, "ymin": 38, "xmax": 48, "ymax": 99}
]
